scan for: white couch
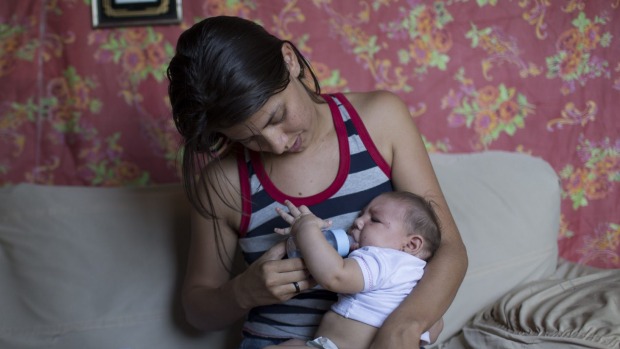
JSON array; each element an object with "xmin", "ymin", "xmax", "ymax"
[{"xmin": 1, "ymin": 151, "xmax": 618, "ymax": 349}]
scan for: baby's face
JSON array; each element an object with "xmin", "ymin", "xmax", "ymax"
[{"xmin": 348, "ymin": 195, "xmax": 409, "ymax": 250}]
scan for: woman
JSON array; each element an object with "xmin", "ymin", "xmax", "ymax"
[{"xmin": 167, "ymin": 15, "xmax": 467, "ymax": 349}]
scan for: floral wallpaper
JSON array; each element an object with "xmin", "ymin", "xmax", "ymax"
[{"xmin": 0, "ymin": 0, "xmax": 618, "ymax": 269}]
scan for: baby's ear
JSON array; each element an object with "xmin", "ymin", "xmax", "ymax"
[{"xmin": 403, "ymin": 235, "xmax": 424, "ymax": 254}]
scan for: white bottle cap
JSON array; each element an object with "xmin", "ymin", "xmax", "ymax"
[{"xmin": 330, "ymin": 229, "xmax": 351, "ymax": 256}]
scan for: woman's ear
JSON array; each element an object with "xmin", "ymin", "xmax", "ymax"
[{"xmin": 281, "ymin": 43, "xmax": 301, "ymax": 78}]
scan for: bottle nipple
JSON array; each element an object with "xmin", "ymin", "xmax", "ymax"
[{"xmin": 330, "ymin": 229, "xmax": 354, "ymax": 256}]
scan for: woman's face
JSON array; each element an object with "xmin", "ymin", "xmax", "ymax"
[
  {"xmin": 220, "ymin": 45, "xmax": 318, "ymax": 155},
  {"xmin": 220, "ymin": 83, "xmax": 312, "ymax": 154}
]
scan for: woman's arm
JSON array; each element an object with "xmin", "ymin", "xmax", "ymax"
[
  {"xmin": 182, "ymin": 206, "xmax": 246, "ymax": 330},
  {"xmin": 276, "ymin": 201, "xmax": 365, "ymax": 294},
  {"xmin": 182, "ymin": 158, "xmax": 315, "ymax": 331},
  {"xmin": 353, "ymin": 91, "xmax": 468, "ymax": 348}
]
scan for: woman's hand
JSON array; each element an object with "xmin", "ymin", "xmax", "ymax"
[{"xmin": 234, "ymin": 241, "xmax": 317, "ymax": 309}]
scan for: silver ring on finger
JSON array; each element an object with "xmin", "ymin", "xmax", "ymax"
[{"xmin": 293, "ymin": 281, "xmax": 301, "ymax": 293}]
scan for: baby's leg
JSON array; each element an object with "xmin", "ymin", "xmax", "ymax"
[{"xmin": 264, "ymin": 338, "xmax": 308, "ymax": 348}]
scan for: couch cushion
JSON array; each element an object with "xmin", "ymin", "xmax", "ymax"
[
  {"xmin": 0, "ymin": 184, "xmax": 240, "ymax": 349},
  {"xmin": 429, "ymin": 151, "xmax": 561, "ymax": 343}
]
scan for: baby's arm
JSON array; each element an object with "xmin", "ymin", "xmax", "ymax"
[{"xmin": 276, "ymin": 201, "xmax": 364, "ymax": 294}]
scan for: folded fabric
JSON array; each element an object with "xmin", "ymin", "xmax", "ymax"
[{"xmin": 462, "ymin": 269, "xmax": 620, "ymax": 349}]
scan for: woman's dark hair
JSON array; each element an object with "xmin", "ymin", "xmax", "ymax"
[{"xmin": 167, "ymin": 16, "xmax": 321, "ymax": 219}]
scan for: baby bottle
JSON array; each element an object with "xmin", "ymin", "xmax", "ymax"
[{"xmin": 286, "ymin": 229, "xmax": 355, "ymax": 259}]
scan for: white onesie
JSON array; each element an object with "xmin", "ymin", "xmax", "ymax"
[{"xmin": 330, "ymin": 246, "xmax": 431, "ymax": 344}]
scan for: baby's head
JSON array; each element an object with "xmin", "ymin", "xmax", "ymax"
[
  {"xmin": 375, "ymin": 191, "xmax": 441, "ymax": 261},
  {"xmin": 350, "ymin": 191, "xmax": 441, "ymax": 260}
]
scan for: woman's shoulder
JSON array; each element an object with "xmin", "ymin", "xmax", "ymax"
[
  {"xmin": 339, "ymin": 91, "xmax": 419, "ymax": 165},
  {"xmin": 343, "ymin": 89, "xmax": 401, "ymax": 102},
  {"xmin": 198, "ymin": 149, "xmax": 244, "ymax": 218},
  {"xmin": 203, "ymin": 147, "xmax": 241, "ymax": 177},
  {"xmin": 342, "ymin": 90, "xmax": 410, "ymax": 123}
]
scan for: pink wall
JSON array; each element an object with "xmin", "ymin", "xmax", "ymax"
[{"xmin": 1, "ymin": 0, "xmax": 618, "ymax": 268}]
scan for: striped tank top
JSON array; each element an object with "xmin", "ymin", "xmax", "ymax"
[{"xmin": 236, "ymin": 93, "xmax": 394, "ymax": 339}]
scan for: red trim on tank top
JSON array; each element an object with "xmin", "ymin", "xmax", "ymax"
[
  {"xmin": 237, "ymin": 151, "xmax": 251, "ymax": 237},
  {"xmin": 249, "ymin": 94, "xmax": 350, "ymax": 207},
  {"xmin": 334, "ymin": 93, "xmax": 392, "ymax": 179}
]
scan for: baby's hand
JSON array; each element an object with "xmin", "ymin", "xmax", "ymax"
[{"xmin": 274, "ymin": 200, "xmax": 331, "ymax": 235}]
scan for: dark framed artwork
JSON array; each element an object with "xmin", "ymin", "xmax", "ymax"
[{"xmin": 91, "ymin": 0, "xmax": 182, "ymax": 28}]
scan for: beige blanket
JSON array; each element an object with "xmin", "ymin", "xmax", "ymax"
[{"xmin": 460, "ymin": 268, "xmax": 620, "ymax": 348}]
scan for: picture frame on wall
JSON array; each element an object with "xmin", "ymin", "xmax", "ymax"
[{"xmin": 91, "ymin": 0, "xmax": 182, "ymax": 28}]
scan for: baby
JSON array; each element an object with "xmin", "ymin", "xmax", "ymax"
[{"xmin": 266, "ymin": 191, "xmax": 443, "ymax": 349}]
